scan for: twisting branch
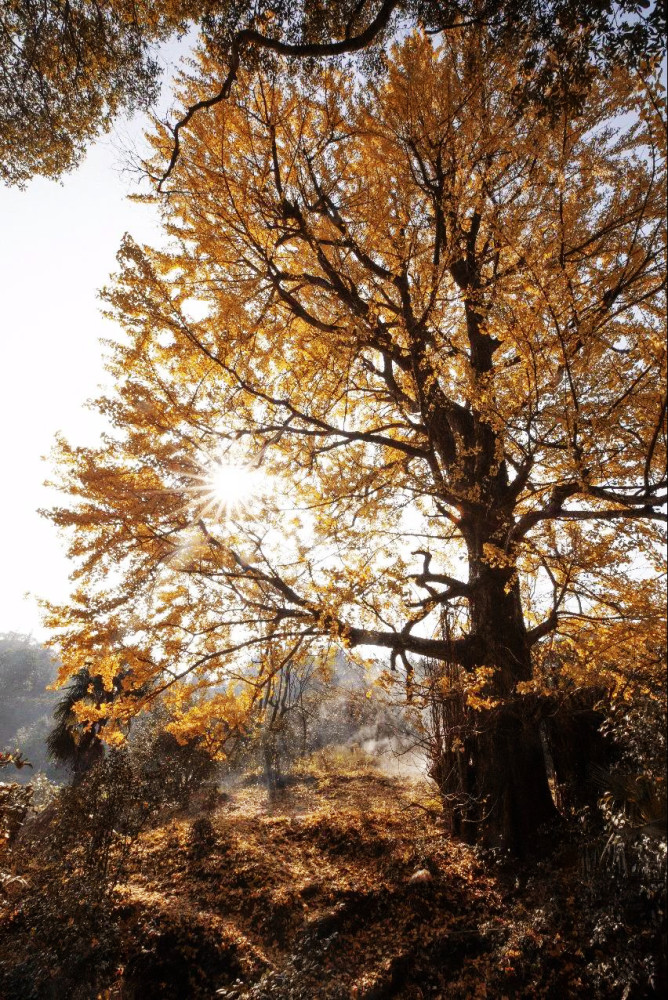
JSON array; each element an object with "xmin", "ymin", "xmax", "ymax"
[{"xmin": 157, "ymin": 0, "xmax": 400, "ymax": 190}]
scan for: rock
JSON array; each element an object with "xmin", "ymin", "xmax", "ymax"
[
  {"xmin": 408, "ymin": 868, "xmax": 433, "ymax": 885},
  {"xmin": 0, "ymin": 873, "xmax": 27, "ymax": 897}
]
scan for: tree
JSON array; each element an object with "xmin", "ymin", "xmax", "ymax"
[
  {"xmin": 1, "ymin": 1, "xmax": 664, "ymax": 185},
  {"xmin": 44, "ymin": 28, "xmax": 665, "ymax": 852},
  {"xmin": 0, "ymin": 0, "xmax": 164, "ymax": 185},
  {"xmin": 46, "ymin": 665, "xmax": 111, "ymax": 777}
]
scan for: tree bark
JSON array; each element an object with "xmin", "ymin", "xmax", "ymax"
[
  {"xmin": 426, "ymin": 273, "xmax": 561, "ymax": 852},
  {"xmin": 446, "ymin": 530, "xmax": 560, "ymax": 853}
]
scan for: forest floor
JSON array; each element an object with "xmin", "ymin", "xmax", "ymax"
[
  {"xmin": 110, "ymin": 749, "xmax": 662, "ymax": 999},
  {"xmin": 1, "ymin": 748, "xmax": 664, "ymax": 999}
]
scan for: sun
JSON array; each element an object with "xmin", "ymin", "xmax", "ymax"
[
  {"xmin": 187, "ymin": 457, "xmax": 269, "ymax": 523},
  {"xmin": 206, "ymin": 463, "xmax": 260, "ymax": 513}
]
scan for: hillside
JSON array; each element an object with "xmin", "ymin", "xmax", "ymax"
[
  {"xmin": 116, "ymin": 754, "xmax": 496, "ymax": 1000},
  {"xmin": 0, "ymin": 635, "xmax": 61, "ymax": 782},
  {"xmin": 3, "ymin": 749, "xmax": 664, "ymax": 999}
]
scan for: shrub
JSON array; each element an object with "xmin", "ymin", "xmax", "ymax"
[
  {"xmin": 188, "ymin": 816, "xmax": 216, "ymax": 860},
  {"xmin": 137, "ymin": 727, "xmax": 218, "ymax": 808},
  {"xmin": 0, "ymin": 722, "xmax": 218, "ymax": 998}
]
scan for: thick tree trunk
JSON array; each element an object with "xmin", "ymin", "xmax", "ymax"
[
  {"xmin": 429, "ymin": 558, "xmax": 614, "ymax": 853},
  {"xmin": 439, "ymin": 535, "xmax": 560, "ymax": 854},
  {"xmin": 417, "ymin": 282, "xmax": 563, "ymax": 851},
  {"xmin": 464, "ymin": 700, "xmax": 560, "ymax": 853}
]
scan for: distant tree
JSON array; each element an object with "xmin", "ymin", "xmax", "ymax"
[
  {"xmin": 0, "ymin": 634, "xmax": 60, "ymax": 779},
  {"xmin": 1, "ymin": 1, "xmax": 664, "ymax": 185},
  {"xmin": 255, "ymin": 650, "xmax": 321, "ymax": 792},
  {"xmin": 0, "ymin": 635, "xmax": 57, "ymax": 726}
]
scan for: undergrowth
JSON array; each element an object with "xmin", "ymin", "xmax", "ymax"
[{"xmin": 0, "ymin": 749, "xmax": 665, "ymax": 999}]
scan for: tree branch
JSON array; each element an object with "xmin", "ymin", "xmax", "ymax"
[{"xmin": 157, "ymin": 0, "xmax": 400, "ymax": 190}]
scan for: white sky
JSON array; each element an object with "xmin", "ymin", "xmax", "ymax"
[{"xmin": 0, "ymin": 124, "xmax": 163, "ymax": 640}]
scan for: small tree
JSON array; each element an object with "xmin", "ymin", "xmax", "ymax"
[{"xmin": 46, "ymin": 667, "xmax": 110, "ymax": 778}]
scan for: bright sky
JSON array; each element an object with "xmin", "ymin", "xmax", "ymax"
[{"xmin": 0, "ymin": 123, "xmax": 163, "ymax": 640}]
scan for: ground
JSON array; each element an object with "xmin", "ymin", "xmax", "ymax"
[{"xmin": 1, "ymin": 749, "xmax": 664, "ymax": 998}]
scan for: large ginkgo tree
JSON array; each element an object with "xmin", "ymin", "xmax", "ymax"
[{"xmin": 45, "ymin": 29, "xmax": 666, "ymax": 852}]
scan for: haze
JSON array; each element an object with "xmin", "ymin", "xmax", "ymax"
[{"xmin": 0, "ymin": 126, "xmax": 161, "ymax": 637}]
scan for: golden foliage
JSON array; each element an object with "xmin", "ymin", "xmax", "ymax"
[{"xmin": 43, "ymin": 30, "xmax": 666, "ymax": 745}]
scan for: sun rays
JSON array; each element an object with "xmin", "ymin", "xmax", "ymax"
[
  {"xmin": 194, "ymin": 461, "xmax": 264, "ymax": 522},
  {"xmin": 209, "ymin": 463, "xmax": 259, "ymax": 507}
]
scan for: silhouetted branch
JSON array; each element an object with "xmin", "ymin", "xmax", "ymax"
[{"xmin": 158, "ymin": 0, "xmax": 400, "ymax": 190}]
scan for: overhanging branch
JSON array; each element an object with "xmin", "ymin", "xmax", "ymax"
[{"xmin": 157, "ymin": 0, "xmax": 400, "ymax": 190}]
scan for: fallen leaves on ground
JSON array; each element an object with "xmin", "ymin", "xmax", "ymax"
[{"xmin": 1, "ymin": 750, "xmax": 664, "ymax": 998}]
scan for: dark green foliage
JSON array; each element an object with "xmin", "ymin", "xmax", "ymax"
[
  {"xmin": 45, "ymin": 667, "xmax": 109, "ymax": 777},
  {"xmin": 524, "ymin": 836, "xmax": 667, "ymax": 999}
]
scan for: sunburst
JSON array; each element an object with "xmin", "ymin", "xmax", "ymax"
[{"xmin": 201, "ymin": 462, "xmax": 262, "ymax": 519}]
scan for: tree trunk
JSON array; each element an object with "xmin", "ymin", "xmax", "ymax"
[
  {"xmin": 443, "ymin": 536, "xmax": 560, "ymax": 854},
  {"xmin": 263, "ymin": 736, "xmax": 284, "ymax": 799},
  {"xmin": 429, "ymin": 555, "xmax": 615, "ymax": 853},
  {"xmin": 463, "ymin": 699, "xmax": 560, "ymax": 853}
]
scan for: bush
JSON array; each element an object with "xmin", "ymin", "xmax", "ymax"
[
  {"xmin": 0, "ymin": 722, "xmax": 218, "ymax": 999},
  {"xmin": 0, "ymin": 780, "xmax": 32, "ymax": 852},
  {"xmin": 188, "ymin": 816, "xmax": 216, "ymax": 860},
  {"xmin": 137, "ymin": 727, "xmax": 218, "ymax": 808}
]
